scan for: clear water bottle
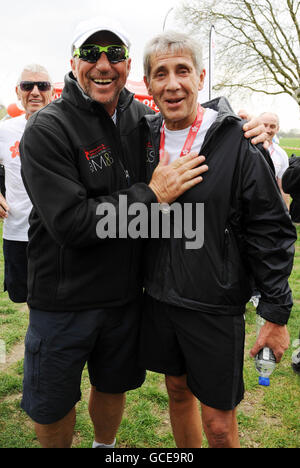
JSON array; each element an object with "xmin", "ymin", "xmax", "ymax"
[
  {"xmin": 292, "ymin": 339, "xmax": 300, "ymax": 375},
  {"xmin": 255, "ymin": 315, "xmax": 276, "ymax": 386}
]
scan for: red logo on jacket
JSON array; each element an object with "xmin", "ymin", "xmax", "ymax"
[{"xmin": 84, "ymin": 144, "xmax": 109, "ymax": 161}]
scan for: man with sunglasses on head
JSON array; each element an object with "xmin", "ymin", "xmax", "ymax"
[
  {"xmin": 0, "ymin": 64, "xmax": 53, "ymax": 304},
  {"xmin": 20, "ymin": 17, "xmax": 270, "ymax": 449}
]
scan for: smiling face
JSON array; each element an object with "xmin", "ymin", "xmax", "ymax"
[
  {"xmin": 16, "ymin": 70, "xmax": 54, "ymax": 119},
  {"xmin": 260, "ymin": 113, "xmax": 280, "ymax": 143},
  {"xmin": 71, "ymin": 31, "xmax": 131, "ymax": 116},
  {"xmin": 144, "ymin": 49, "xmax": 205, "ymax": 130}
]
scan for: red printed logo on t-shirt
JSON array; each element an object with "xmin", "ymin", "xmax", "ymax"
[{"xmin": 10, "ymin": 141, "xmax": 20, "ymax": 159}]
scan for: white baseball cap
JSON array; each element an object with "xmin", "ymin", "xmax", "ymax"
[{"xmin": 71, "ymin": 16, "xmax": 131, "ymax": 54}]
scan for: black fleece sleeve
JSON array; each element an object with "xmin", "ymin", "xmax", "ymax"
[
  {"xmin": 282, "ymin": 156, "xmax": 300, "ymax": 195},
  {"xmin": 20, "ymin": 123, "xmax": 157, "ymax": 248},
  {"xmin": 234, "ymin": 142, "xmax": 296, "ymax": 325}
]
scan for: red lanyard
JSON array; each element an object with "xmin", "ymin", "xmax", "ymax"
[
  {"xmin": 159, "ymin": 105, "xmax": 205, "ymax": 161},
  {"xmin": 269, "ymin": 144, "xmax": 275, "ymax": 156}
]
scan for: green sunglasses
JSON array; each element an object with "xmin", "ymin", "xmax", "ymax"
[{"xmin": 73, "ymin": 44, "xmax": 129, "ymax": 64}]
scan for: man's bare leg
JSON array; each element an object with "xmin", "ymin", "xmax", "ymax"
[
  {"xmin": 165, "ymin": 375, "xmax": 203, "ymax": 448},
  {"xmin": 34, "ymin": 406, "xmax": 76, "ymax": 448},
  {"xmin": 201, "ymin": 403, "xmax": 240, "ymax": 448},
  {"xmin": 89, "ymin": 386, "xmax": 126, "ymax": 445}
]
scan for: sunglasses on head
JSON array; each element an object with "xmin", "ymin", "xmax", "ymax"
[
  {"xmin": 73, "ymin": 44, "xmax": 129, "ymax": 64},
  {"xmin": 19, "ymin": 81, "xmax": 52, "ymax": 92}
]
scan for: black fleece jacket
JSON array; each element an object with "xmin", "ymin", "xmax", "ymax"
[
  {"xmin": 282, "ymin": 155, "xmax": 300, "ymax": 223},
  {"xmin": 20, "ymin": 72, "xmax": 156, "ymax": 311},
  {"xmin": 142, "ymin": 97, "xmax": 296, "ymax": 325}
]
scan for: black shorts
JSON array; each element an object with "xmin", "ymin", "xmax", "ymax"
[
  {"xmin": 3, "ymin": 239, "xmax": 28, "ymax": 303},
  {"xmin": 21, "ymin": 300, "xmax": 145, "ymax": 425},
  {"xmin": 139, "ymin": 294, "xmax": 245, "ymax": 411}
]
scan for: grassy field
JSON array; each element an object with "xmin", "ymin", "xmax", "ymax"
[
  {"xmin": 0, "ymin": 224, "xmax": 299, "ymax": 448},
  {"xmin": 280, "ymin": 138, "xmax": 300, "ymax": 157}
]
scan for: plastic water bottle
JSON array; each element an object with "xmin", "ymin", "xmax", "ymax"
[
  {"xmin": 292, "ymin": 339, "xmax": 300, "ymax": 375},
  {"xmin": 255, "ymin": 315, "xmax": 276, "ymax": 386}
]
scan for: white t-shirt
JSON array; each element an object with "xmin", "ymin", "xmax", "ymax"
[
  {"xmin": 269, "ymin": 142, "xmax": 289, "ymax": 180},
  {"xmin": 0, "ymin": 114, "xmax": 32, "ymax": 241},
  {"xmin": 164, "ymin": 108, "xmax": 218, "ymax": 164},
  {"xmin": 111, "ymin": 110, "xmax": 117, "ymax": 125}
]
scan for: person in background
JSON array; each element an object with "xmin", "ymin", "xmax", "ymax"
[
  {"xmin": 0, "ymin": 64, "xmax": 54, "ymax": 304},
  {"xmin": 282, "ymin": 156, "xmax": 300, "ymax": 376},
  {"xmin": 139, "ymin": 31, "xmax": 296, "ymax": 449},
  {"xmin": 260, "ymin": 112, "xmax": 290, "ymax": 209}
]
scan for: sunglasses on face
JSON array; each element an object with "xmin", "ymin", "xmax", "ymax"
[
  {"xmin": 73, "ymin": 44, "xmax": 129, "ymax": 64},
  {"xmin": 19, "ymin": 81, "xmax": 52, "ymax": 92}
]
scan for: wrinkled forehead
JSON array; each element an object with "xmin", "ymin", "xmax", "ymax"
[
  {"xmin": 262, "ymin": 114, "xmax": 279, "ymax": 127},
  {"xmin": 150, "ymin": 48, "xmax": 196, "ymax": 71},
  {"xmin": 150, "ymin": 46, "xmax": 196, "ymax": 66},
  {"xmin": 83, "ymin": 31, "xmax": 124, "ymax": 47}
]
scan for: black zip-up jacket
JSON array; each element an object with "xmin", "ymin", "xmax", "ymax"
[
  {"xmin": 20, "ymin": 72, "xmax": 156, "ymax": 312},
  {"xmin": 142, "ymin": 97, "xmax": 296, "ymax": 325},
  {"xmin": 282, "ymin": 155, "xmax": 300, "ymax": 222}
]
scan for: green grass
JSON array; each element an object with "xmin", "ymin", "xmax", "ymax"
[
  {"xmin": 280, "ymin": 138, "xmax": 300, "ymax": 157},
  {"xmin": 0, "ymin": 222, "xmax": 299, "ymax": 448}
]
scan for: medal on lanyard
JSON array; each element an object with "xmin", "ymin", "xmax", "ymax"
[{"xmin": 159, "ymin": 105, "xmax": 205, "ymax": 161}]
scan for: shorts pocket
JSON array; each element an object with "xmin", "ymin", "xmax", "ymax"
[{"xmin": 24, "ymin": 330, "xmax": 42, "ymax": 389}]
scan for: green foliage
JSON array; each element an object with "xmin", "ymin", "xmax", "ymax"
[
  {"xmin": 0, "ymin": 105, "xmax": 7, "ymax": 121},
  {"xmin": 280, "ymin": 138, "xmax": 300, "ymax": 157},
  {"xmin": 0, "ymin": 221, "xmax": 299, "ymax": 448}
]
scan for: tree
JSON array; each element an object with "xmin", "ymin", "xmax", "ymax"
[
  {"xmin": 179, "ymin": 0, "xmax": 300, "ymax": 107},
  {"xmin": 0, "ymin": 105, "xmax": 7, "ymax": 121}
]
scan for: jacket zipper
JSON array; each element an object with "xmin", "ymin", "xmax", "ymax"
[
  {"xmin": 93, "ymin": 103, "xmax": 132, "ymax": 189},
  {"xmin": 57, "ymin": 245, "xmax": 65, "ymax": 297},
  {"xmin": 115, "ymin": 110, "xmax": 131, "ymax": 187},
  {"xmin": 121, "ymin": 165, "xmax": 131, "ymax": 187},
  {"xmin": 223, "ymin": 228, "xmax": 230, "ymax": 284}
]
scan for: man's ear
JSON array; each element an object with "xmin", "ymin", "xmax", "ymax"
[
  {"xmin": 70, "ymin": 58, "xmax": 77, "ymax": 78},
  {"xmin": 15, "ymin": 85, "xmax": 21, "ymax": 101},
  {"xmin": 144, "ymin": 76, "xmax": 152, "ymax": 96},
  {"xmin": 198, "ymin": 69, "xmax": 206, "ymax": 91},
  {"xmin": 126, "ymin": 57, "xmax": 132, "ymax": 77}
]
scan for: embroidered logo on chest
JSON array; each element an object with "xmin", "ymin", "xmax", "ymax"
[
  {"xmin": 83, "ymin": 143, "xmax": 114, "ymax": 174},
  {"xmin": 146, "ymin": 141, "xmax": 155, "ymax": 164}
]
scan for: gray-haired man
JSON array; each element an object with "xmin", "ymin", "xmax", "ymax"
[
  {"xmin": 0, "ymin": 64, "xmax": 54, "ymax": 303},
  {"xmin": 139, "ymin": 31, "xmax": 296, "ymax": 448}
]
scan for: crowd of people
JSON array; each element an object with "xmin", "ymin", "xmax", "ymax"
[{"xmin": 0, "ymin": 16, "xmax": 299, "ymax": 449}]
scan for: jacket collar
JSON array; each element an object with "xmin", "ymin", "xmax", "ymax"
[
  {"xmin": 143, "ymin": 96, "xmax": 241, "ymax": 130},
  {"xmin": 202, "ymin": 96, "xmax": 240, "ymax": 123},
  {"xmin": 62, "ymin": 72, "xmax": 134, "ymax": 115}
]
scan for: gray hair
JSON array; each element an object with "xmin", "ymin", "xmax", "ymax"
[
  {"xmin": 260, "ymin": 112, "xmax": 280, "ymax": 127},
  {"xmin": 143, "ymin": 31, "xmax": 204, "ymax": 81},
  {"xmin": 17, "ymin": 64, "xmax": 53, "ymax": 86}
]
